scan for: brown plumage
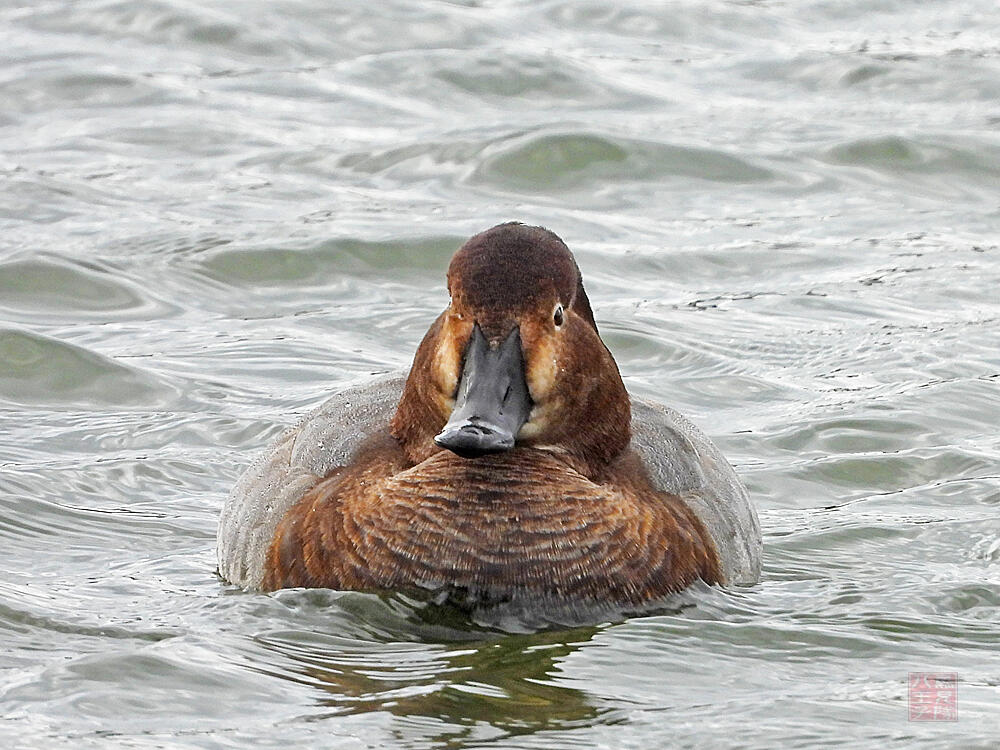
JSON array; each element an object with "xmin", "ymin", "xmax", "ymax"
[{"xmin": 262, "ymin": 223, "xmax": 722, "ymax": 608}]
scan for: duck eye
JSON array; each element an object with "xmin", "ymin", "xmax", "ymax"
[{"xmin": 553, "ymin": 304, "xmax": 564, "ymax": 328}]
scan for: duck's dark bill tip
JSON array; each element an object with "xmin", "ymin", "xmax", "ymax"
[{"xmin": 434, "ymin": 424, "xmax": 514, "ymax": 459}]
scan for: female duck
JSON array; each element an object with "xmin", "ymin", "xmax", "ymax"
[{"xmin": 218, "ymin": 223, "xmax": 761, "ymax": 614}]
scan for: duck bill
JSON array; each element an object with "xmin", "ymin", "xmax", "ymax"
[{"xmin": 434, "ymin": 324, "xmax": 532, "ymax": 459}]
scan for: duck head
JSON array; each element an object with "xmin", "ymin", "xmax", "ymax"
[{"xmin": 390, "ymin": 223, "xmax": 631, "ymax": 477}]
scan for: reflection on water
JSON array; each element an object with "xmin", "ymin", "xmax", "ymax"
[
  {"xmin": 233, "ymin": 590, "xmax": 612, "ymax": 746},
  {"xmin": 221, "ymin": 582, "xmax": 803, "ymax": 748},
  {"xmin": 262, "ymin": 615, "xmax": 604, "ymax": 736},
  {"xmin": 3, "ymin": 0, "xmax": 1000, "ymax": 747}
]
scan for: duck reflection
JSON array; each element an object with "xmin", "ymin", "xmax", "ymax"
[{"xmin": 253, "ymin": 593, "xmax": 614, "ymax": 742}]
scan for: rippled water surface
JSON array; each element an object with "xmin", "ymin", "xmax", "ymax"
[{"xmin": 3, "ymin": 1, "xmax": 999, "ymax": 747}]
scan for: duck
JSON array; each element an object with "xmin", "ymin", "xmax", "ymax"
[{"xmin": 218, "ymin": 222, "xmax": 761, "ymax": 618}]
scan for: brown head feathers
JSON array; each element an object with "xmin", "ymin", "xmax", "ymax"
[{"xmin": 447, "ymin": 223, "xmax": 597, "ymax": 335}]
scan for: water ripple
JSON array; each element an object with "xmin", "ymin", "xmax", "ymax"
[{"xmin": 0, "ymin": 328, "xmax": 176, "ymax": 407}]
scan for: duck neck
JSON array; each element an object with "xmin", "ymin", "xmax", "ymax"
[
  {"xmin": 390, "ymin": 314, "xmax": 450, "ymax": 464},
  {"xmin": 561, "ymin": 363, "xmax": 632, "ymax": 479}
]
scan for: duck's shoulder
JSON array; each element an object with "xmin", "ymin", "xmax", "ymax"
[
  {"xmin": 629, "ymin": 397, "xmax": 761, "ymax": 585},
  {"xmin": 260, "ymin": 429, "xmax": 409, "ymax": 591},
  {"xmin": 217, "ymin": 371, "xmax": 406, "ymax": 590}
]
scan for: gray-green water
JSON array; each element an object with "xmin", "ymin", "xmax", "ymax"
[{"xmin": 2, "ymin": 1, "xmax": 999, "ymax": 747}]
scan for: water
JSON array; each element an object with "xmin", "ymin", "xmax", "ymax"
[{"xmin": 2, "ymin": 1, "xmax": 998, "ymax": 747}]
